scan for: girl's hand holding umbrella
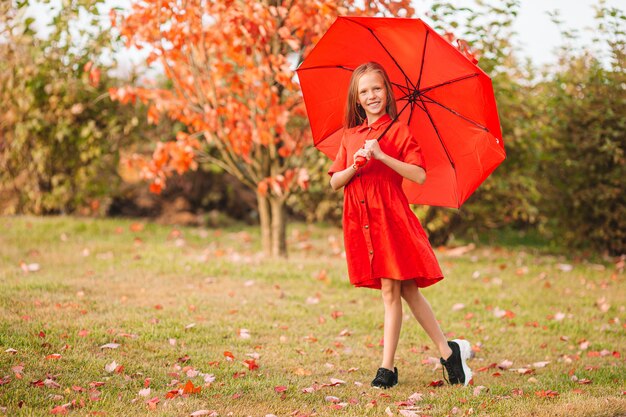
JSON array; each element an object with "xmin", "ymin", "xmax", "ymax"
[{"xmin": 353, "ymin": 148, "xmax": 371, "ymax": 169}]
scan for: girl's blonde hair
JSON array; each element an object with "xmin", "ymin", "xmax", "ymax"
[{"xmin": 344, "ymin": 62, "xmax": 397, "ymax": 128}]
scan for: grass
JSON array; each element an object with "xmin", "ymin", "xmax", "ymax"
[{"xmin": 0, "ymin": 215, "xmax": 624, "ymax": 417}]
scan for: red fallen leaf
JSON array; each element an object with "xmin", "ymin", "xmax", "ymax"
[
  {"xmin": 31, "ymin": 379, "xmax": 45, "ymax": 387},
  {"xmin": 243, "ymin": 359, "xmax": 259, "ymax": 370},
  {"xmin": 331, "ymin": 311, "xmax": 343, "ymax": 320},
  {"xmin": 46, "ymin": 354, "xmax": 62, "ymax": 360},
  {"xmin": 165, "ymin": 389, "xmax": 180, "ymax": 399},
  {"xmin": 587, "ymin": 351, "xmax": 601, "ymax": 357},
  {"xmin": 183, "ymin": 380, "xmax": 201, "ymax": 394},
  {"xmin": 88, "ymin": 389, "xmax": 101, "ymax": 402},
  {"xmin": 477, "ymin": 363, "xmax": 497, "ymax": 372},
  {"xmin": 50, "ymin": 405, "xmax": 69, "ymax": 414},
  {"xmin": 492, "ymin": 372, "xmax": 502, "ymax": 377},
  {"xmin": 38, "ymin": 331, "xmax": 46, "ymax": 338},
  {"xmin": 154, "ymin": 304, "xmax": 163, "ymax": 310},
  {"xmin": 129, "ymin": 222, "xmax": 144, "ymax": 232},
  {"xmin": 146, "ymin": 396, "xmax": 159, "ymax": 410},
  {"xmin": 577, "ymin": 378, "xmax": 592, "ymax": 384},
  {"xmin": 0, "ymin": 376, "xmax": 11, "ymax": 386},
  {"xmin": 223, "ymin": 351, "xmax": 235, "ymax": 361},
  {"xmin": 428, "ymin": 380, "xmax": 444, "ymax": 387},
  {"xmin": 274, "ymin": 385, "xmax": 288, "ymax": 393},
  {"xmin": 72, "ymin": 386, "xmax": 85, "ymax": 392},
  {"xmin": 232, "ymin": 372, "xmax": 246, "ymax": 379},
  {"xmin": 613, "ymin": 351, "xmax": 621, "ymax": 358},
  {"xmin": 232, "ymin": 392, "xmax": 242, "ymax": 399},
  {"xmin": 144, "ymin": 378, "xmax": 151, "ymax": 388},
  {"xmin": 535, "ymin": 390, "xmax": 559, "ymax": 398},
  {"xmin": 89, "ymin": 381, "xmax": 106, "ymax": 388},
  {"xmin": 511, "ymin": 388, "xmax": 524, "ymax": 396}
]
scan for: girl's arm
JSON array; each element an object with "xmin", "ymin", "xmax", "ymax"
[{"xmin": 364, "ymin": 139, "xmax": 426, "ymax": 184}]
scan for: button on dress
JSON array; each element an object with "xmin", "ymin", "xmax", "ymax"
[{"xmin": 329, "ymin": 114, "xmax": 443, "ymax": 290}]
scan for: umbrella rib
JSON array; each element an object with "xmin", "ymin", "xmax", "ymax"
[
  {"xmin": 416, "ymin": 30, "xmax": 429, "ymax": 90},
  {"xmin": 296, "ymin": 64, "xmax": 355, "ymax": 72},
  {"xmin": 418, "ymin": 96, "xmax": 455, "ymax": 169},
  {"xmin": 419, "ymin": 73, "xmax": 479, "ymax": 94},
  {"xmin": 422, "ymin": 94, "xmax": 489, "ymax": 132},
  {"xmin": 344, "ymin": 17, "xmax": 417, "ymax": 91}
]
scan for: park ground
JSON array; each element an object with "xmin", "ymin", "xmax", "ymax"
[{"xmin": 0, "ymin": 216, "xmax": 624, "ymax": 417}]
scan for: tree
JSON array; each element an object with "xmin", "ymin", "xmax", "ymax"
[
  {"xmin": 0, "ymin": 0, "xmax": 147, "ymax": 214},
  {"xmin": 110, "ymin": 0, "xmax": 414, "ymax": 257},
  {"xmin": 540, "ymin": 3, "xmax": 625, "ymax": 254}
]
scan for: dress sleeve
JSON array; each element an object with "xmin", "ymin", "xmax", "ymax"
[
  {"xmin": 400, "ymin": 133, "xmax": 426, "ymax": 171},
  {"xmin": 328, "ymin": 133, "xmax": 347, "ymax": 176}
]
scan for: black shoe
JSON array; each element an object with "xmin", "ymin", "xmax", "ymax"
[
  {"xmin": 371, "ymin": 367, "xmax": 398, "ymax": 389},
  {"xmin": 440, "ymin": 339, "xmax": 473, "ymax": 386}
]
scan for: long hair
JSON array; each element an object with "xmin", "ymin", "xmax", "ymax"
[{"xmin": 344, "ymin": 62, "xmax": 397, "ymax": 128}]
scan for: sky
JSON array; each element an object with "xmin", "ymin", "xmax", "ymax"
[
  {"xmin": 26, "ymin": 0, "xmax": 624, "ymax": 73},
  {"xmin": 411, "ymin": 0, "xmax": 623, "ymax": 66}
]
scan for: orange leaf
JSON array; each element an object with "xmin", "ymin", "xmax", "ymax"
[{"xmin": 183, "ymin": 380, "xmax": 201, "ymax": 394}]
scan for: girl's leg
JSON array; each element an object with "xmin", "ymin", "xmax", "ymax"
[
  {"xmin": 400, "ymin": 280, "xmax": 452, "ymax": 360},
  {"xmin": 380, "ymin": 278, "xmax": 403, "ymax": 369}
]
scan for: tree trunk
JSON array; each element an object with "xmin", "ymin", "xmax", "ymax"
[
  {"xmin": 257, "ymin": 192, "xmax": 271, "ymax": 256},
  {"xmin": 270, "ymin": 197, "xmax": 287, "ymax": 257}
]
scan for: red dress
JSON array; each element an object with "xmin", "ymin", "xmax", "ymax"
[{"xmin": 328, "ymin": 114, "xmax": 443, "ymax": 290}]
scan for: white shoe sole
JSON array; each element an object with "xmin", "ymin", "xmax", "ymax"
[{"xmin": 452, "ymin": 339, "xmax": 473, "ymax": 386}]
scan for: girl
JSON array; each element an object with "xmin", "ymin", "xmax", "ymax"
[{"xmin": 328, "ymin": 62, "xmax": 473, "ymax": 388}]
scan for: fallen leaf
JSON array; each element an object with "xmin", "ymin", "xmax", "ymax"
[
  {"xmin": 325, "ymin": 396, "xmax": 340, "ymax": 403},
  {"xmin": 138, "ymin": 388, "xmax": 151, "ymax": 397},
  {"xmin": 46, "ymin": 354, "xmax": 62, "ymax": 360},
  {"xmin": 190, "ymin": 410, "xmax": 218, "ymax": 417},
  {"xmin": 44, "ymin": 378, "xmax": 61, "ymax": 389},
  {"xmin": 183, "ymin": 380, "xmax": 201, "ymax": 394},
  {"xmin": 105, "ymin": 361, "xmax": 118, "ymax": 373},
  {"xmin": 535, "ymin": 389, "xmax": 559, "ymax": 398},
  {"xmin": 146, "ymin": 397, "xmax": 160, "ymax": 410},
  {"xmin": 498, "ymin": 360, "xmax": 513, "ymax": 370},
  {"xmin": 100, "ymin": 343, "xmax": 120, "ymax": 350},
  {"xmin": 532, "ymin": 361, "xmax": 550, "ymax": 368},
  {"xmin": 274, "ymin": 385, "xmax": 287, "ymax": 393},
  {"xmin": 50, "ymin": 405, "xmax": 69, "ymax": 414},
  {"xmin": 243, "ymin": 359, "xmax": 258, "ymax": 371},
  {"xmin": 428, "ymin": 380, "xmax": 444, "ymax": 387}
]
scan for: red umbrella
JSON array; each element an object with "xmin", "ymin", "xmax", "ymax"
[{"xmin": 296, "ymin": 16, "xmax": 506, "ymax": 208}]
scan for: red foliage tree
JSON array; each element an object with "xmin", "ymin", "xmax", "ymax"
[{"xmin": 110, "ymin": 0, "xmax": 414, "ymax": 256}]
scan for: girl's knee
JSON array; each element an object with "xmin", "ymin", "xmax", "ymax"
[{"xmin": 381, "ymin": 278, "xmax": 401, "ymax": 301}]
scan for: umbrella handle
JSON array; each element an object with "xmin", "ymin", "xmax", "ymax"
[{"xmin": 354, "ymin": 155, "xmax": 367, "ymax": 168}]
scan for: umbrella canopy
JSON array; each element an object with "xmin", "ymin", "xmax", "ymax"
[{"xmin": 296, "ymin": 16, "xmax": 506, "ymax": 208}]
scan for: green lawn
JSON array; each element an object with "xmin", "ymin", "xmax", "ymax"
[{"xmin": 0, "ymin": 216, "xmax": 624, "ymax": 417}]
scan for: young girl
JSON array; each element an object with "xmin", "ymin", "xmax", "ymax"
[{"xmin": 328, "ymin": 62, "xmax": 473, "ymax": 388}]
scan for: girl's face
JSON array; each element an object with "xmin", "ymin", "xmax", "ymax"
[{"xmin": 357, "ymin": 71, "xmax": 387, "ymax": 121}]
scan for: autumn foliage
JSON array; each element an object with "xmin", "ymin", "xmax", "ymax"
[{"xmin": 110, "ymin": 0, "xmax": 415, "ymax": 255}]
